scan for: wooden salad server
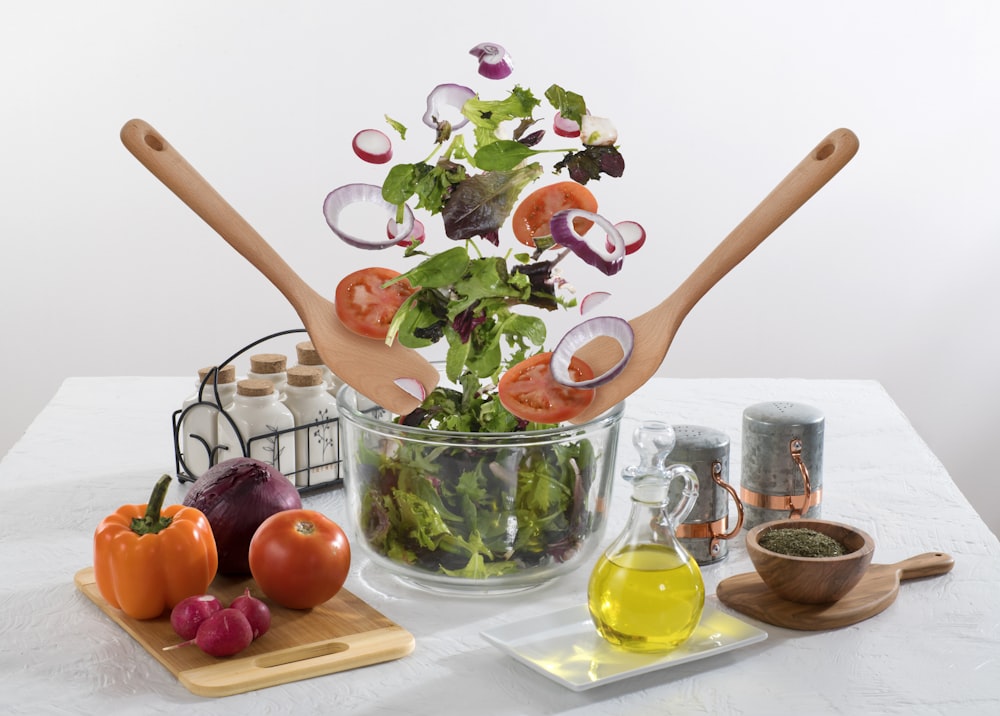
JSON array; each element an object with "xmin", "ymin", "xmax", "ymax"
[
  {"xmin": 571, "ymin": 128, "xmax": 860, "ymax": 423},
  {"xmin": 121, "ymin": 119, "xmax": 439, "ymax": 414}
]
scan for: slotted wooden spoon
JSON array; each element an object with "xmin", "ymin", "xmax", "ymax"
[
  {"xmin": 121, "ymin": 119, "xmax": 439, "ymax": 414},
  {"xmin": 570, "ymin": 128, "xmax": 860, "ymax": 423}
]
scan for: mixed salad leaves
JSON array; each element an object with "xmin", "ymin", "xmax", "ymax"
[{"xmin": 327, "ymin": 44, "xmax": 643, "ymax": 578}]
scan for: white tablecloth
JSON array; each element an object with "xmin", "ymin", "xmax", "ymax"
[{"xmin": 2, "ymin": 377, "xmax": 998, "ymax": 714}]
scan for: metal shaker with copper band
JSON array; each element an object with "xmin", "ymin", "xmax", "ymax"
[
  {"xmin": 740, "ymin": 402, "xmax": 824, "ymax": 529},
  {"xmin": 664, "ymin": 425, "xmax": 744, "ymax": 565}
]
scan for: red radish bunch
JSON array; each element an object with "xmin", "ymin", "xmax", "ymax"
[{"xmin": 165, "ymin": 589, "xmax": 271, "ymax": 658}]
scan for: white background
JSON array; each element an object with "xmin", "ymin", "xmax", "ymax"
[{"xmin": 2, "ymin": 1, "xmax": 997, "ymax": 536}]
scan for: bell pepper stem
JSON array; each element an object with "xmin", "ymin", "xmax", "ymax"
[{"xmin": 130, "ymin": 474, "xmax": 175, "ymax": 535}]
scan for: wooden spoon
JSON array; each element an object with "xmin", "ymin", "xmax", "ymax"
[
  {"xmin": 570, "ymin": 128, "xmax": 860, "ymax": 423},
  {"xmin": 120, "ymin": 119, "xmax": 439, "ymax": 414}
]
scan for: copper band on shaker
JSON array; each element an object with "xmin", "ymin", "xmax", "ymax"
[
  {"xmin": 738, "ymin": 486, "xmax": 823, "ymax": 513},
  {"xmin": 675, "ymin": 516, "xmax": 732, "ymax": 539}
]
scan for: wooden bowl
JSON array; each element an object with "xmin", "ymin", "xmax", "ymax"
[{"xmin": 746, "ymin": 519, "xmax": 875, "ymax": 604}]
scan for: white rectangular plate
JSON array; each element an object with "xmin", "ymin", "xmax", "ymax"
[{"xmin": 481, "ymin": 602, "xmax": 767, "ymax": 691}]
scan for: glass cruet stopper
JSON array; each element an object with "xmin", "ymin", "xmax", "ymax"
[{"xmin": 587, "ymin": 420, "xmax": 705, "ymax": 653}]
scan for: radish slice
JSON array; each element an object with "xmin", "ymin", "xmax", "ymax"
[
  {"xmin": 580, "ymin": 291, "xmax": 611, "ymax": 316},
  {"xmin": 550, "ymin": 209, "xmax": 626, "ymax": 276},
  {"xmin": 610, "ymin": 220, "xmax": 646, "ymax": 255},
  {"xmin": 469, "ymin": 42, "xmax": 513, "ymax": 80},
  {"xmin": 422, "ymin": 83, "xmax": 475, "ymax": 131},
  {"xmin": 323, "ymin": 183, "xmax": 414, "ymax": 250},
  {"xmin": 387, "ymin": 217, "xmax": 425, "ymax": 248},
  {"xmin": 394, "ymin": 377, "xmax": 427, "ymax": 402},
  {"xmin": 553, "ymin": 112, "xmax": 580, "ymax": 138},
  {"xmin": 351, "ymin": 129, "xmax": 392, "ymax": 164},
  {"xmin": 550, "ymin": 316, "xmax": 634, "ymax": 389}
]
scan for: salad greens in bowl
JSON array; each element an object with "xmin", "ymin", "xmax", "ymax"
[
  {"xmin": 337, "ymin": 373, "xmax": 623, "ymax": 593},
  {"xmin": 327, "ymin": 43, "xmax": 645, "ymax": 592}
]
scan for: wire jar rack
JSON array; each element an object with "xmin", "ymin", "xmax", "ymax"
[{"xmin": 171, "ymin": 329, "xmax": 342, "ymax": 495}]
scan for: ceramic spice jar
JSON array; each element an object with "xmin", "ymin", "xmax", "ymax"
[
  {"xmin": 283, "ymin": 365, "xmax": 340, "ymax": 487},
  {"xmin": 178, "ymin": 364, "xmax": 237, "ymax": 479},
  {"xmin": 294, "ymin": 340, "xmax": 344, "ymax": 396},
  {"xmin": 740, "ymin": 401, "xmax": 824, "ymax": 529},
  {"xmin": 664, "ymin": 425, "xmax": 744, "ymax": 565},
  {"xmin": 217, "ymin": 378, "xmax": 296, "ymax": 477},
  {"xmin": 247, "ymin": 353, "xmax": 288, "ymax": 398}
]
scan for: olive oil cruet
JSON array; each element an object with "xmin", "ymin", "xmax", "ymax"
[{"xmin": 587, "ymin": 421, "xmax": 706, "ymax": 652}]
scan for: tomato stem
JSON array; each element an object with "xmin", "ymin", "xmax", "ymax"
[{"xmin": 131, "ymin": 473, "xmax": 175, "ymax": 535}]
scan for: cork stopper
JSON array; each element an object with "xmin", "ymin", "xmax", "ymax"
[
  {"xmin": 296, "ymin": 341, "xmax": 323, "ymax": 366},
  {"xmin": 198, "ymin": 364, "xmax": 236, "ymax": 384},
  {"xmin": 249, "ymin": 353, "xmax": 287, "ymax": 374},
  {"xmin": 236, "ymin": 378, "xmax": 276, "ymax": 397},
  {"xmin": 286, "ymin": 365, "xmax": 324, "ymax": 387}
]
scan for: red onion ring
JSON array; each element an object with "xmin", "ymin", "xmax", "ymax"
[
  {"xmin": 468, "ymin": 42, "xmax": 513, "ymax": 80},
  {"xmin": 550, "ymin": 316, "xmax": 634, "ymax": 389},
  {"xmin": 549, "ymin": 209, "xmax": 626, "ymax": 276},
  {"xmin": 422, "ymin": 83, "xmax": 475, "ymax": 131},
  {"xmin": 323, "ymin": 183, "xmax": 413, "ymax": 250}
]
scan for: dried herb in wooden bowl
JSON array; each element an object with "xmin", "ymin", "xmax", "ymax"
[{"xmin": 759, "ymin": 528, "xmax": 847, "ymax": 558}]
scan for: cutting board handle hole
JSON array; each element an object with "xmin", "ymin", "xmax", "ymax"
[{"xmin": 254, "ymin": 641, "xmax": 349, "ymax": 668}]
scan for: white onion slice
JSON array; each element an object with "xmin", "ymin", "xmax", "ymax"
[
  {"xmin": 351, "ymin": 129, "xmax": 392, "ymax": 164},
  {"xmin": 469, "ymin": 42, "xmax": 513, "ymax": 80},
  {"xmin": 323, "ymin": 183, "xmax": 414, "ymax": 250},
  {"xmin": 550, "ymin": 209, "xmax": 625, "ymax": 276},
  {"xmin": 422, "ymin": 83, "xmax": 475, "ymax": 130},
  {"xmin": 611, "ymin": 220, "xmax": 646, "ymax": 255},
  {"xmin": 552, "ymin": 112, "xmax": 580, "ymax": 138},
  {"xmin": 550, "ymin": 316, "xmax": 634, "ymax": 389},
  {"xmin": 393, "ymin": 377, "xmax": 427, "ymax": 402},
  {"xmin": 579, "ymin": 291, "xmax": 611, "ymax": 316}
]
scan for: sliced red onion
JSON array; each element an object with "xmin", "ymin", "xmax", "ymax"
[
  {"xmin": 394, "ymin": 377, "xmax": 427, "ymax": 402},
  {"xmin": 422, "ymin": 83, "xmax": 475, "ymax": 131},
  {"xmin": 580, "ymin": 115, "xmax": 618, "ymax": 146},
  {"xmin": 550, "ymin": 316, "xmax": 634, "ymax": 389},
  {"xmin": 611, "ymin": 220, "xmax": 646, "ymax": 255},
  {"xmin": 323, "ymin": 183, "xmax": 413, "ymax": 250},
  {"xmin": 579, "ymin": 290, "xmax": 611, "ymax": 316},
  {"xmin": 552, "ymin": 112, "xmax": 580, "ymax": 138},
  {"xmin": 387, "ymin": 216, "xmax": 425, "ymax": 248},
  {"xmin": 469, "ymin": 42, "xmax": 513, "ymax": 80},
  {"xmin": 550, "ymin": 209, "xmax": 626, "ymax": 276},
  {"xmin": 351, "ymin": 129, "xmax": 392, "ymax": 164}
]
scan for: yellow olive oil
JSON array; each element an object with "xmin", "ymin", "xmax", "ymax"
[{"xmin": 588, "ymin": 543, "xmax": 705, "ymax": 652}]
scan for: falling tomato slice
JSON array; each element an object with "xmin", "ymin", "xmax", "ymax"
[
  {"xmin": 498, "ymin": 352, "xmax": 595, "ymax": 423},
  {"xmin": 335, "ymin": 267, "xmax": 415, "ymax": 340},
  {"xmin": 511, "ymin": 182, "xmax": 598, "ymax": 247}
]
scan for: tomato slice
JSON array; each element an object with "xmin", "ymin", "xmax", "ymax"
[
  {"xmin": 511, "ymin": 181, "xmax": 598, "ymax": 247},
  {"xmin": 335, "ymin": 267, "xmax": 416, "ymax": 340},
  {"xmin": 498, "ymin": 352, "xmax": 596, "ymax": 423}
]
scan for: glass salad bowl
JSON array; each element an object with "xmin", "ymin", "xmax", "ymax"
[{"xmin": 336, "ymin": 378, "xmax": 625, "ymax": 595}]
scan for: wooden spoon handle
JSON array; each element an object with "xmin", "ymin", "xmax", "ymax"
[
  {"xmin": 894, "ymin": 552, "xmax": 955, "ymax": 581},
  {"xmin": 667, "ymin": 128, "xmax": 860, "ymax": 320},
  {"xmin": 120, "ymin": 118, "xmax": 319, "ymax": 313}
]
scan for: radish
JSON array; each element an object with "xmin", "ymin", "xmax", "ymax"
[
  {"xmin": 169, "ymin": 594, "xmax": 223, "ymax": 641},
  {"xmin": 230, "ymin": 588, "xmax": 271, "ymax": 639},
  {"xmin": 579, "ymin": 291, "xmax": 611, "ymax": 316},
  {"xmin": 163, "ymin": 608, "xmax": 253, "ymax": 658},
  {"xmin": 352, "ymin": 129, "xmax": 393, "ymax": 164},
  {"xmin": 612, "ymin": 220, "xmax": 646, "ymax": 255}
]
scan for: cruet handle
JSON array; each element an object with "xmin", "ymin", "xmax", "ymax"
[{"xmin": 665, "ymin": 463, "xmax": 700, "ymax": 526}]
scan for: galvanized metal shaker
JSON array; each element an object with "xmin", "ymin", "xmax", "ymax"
[
  {"xmin": 664, "ymin": 425, "xmax": 744, "ymax": 565},
  {"xmin": 740, "ymin": 402, "xmax": 824, "ymax": 529}
]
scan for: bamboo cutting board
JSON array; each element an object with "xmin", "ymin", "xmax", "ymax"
[
  {"xmin": 716, "ymin": 552, "xmax": 954, "ymax": 631},
  {"xmin": 74, "ymin": 567, "xmax": 414, "ymax": 697}
]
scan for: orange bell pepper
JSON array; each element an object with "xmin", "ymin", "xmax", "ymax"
[{"xmin": 93, "ymin": 474, "xmax": 218, "ymax": 620}]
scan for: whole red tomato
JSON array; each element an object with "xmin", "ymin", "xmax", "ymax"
[{"xmin": 248, "ymin": 509, "xmax": 351, "ymax": 610}]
